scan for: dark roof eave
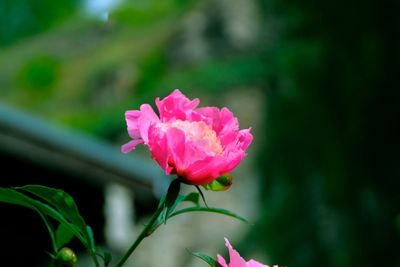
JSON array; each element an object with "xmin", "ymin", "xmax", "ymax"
[{"xmin": 0, "ymin": 103, "xmax": 167, "ymax": 195}]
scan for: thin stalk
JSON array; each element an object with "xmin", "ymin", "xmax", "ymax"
[
  {"xmin": 114, "ymin": 197, "xmax": 166, "ymax": 267},
  {"xmin": 90, "ymin": 250, "xmax": 101, "ymax": 267},
  {"xmin": 36, "ymin": 210, "xmax": 57, "ymax": 253}
]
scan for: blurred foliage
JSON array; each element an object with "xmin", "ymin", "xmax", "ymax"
[
  {"xmin": 0, "ymin": 0, "xmax": 399, "ymax": 267},
  {"xmin": 246, "ymin": 1, "xmax": 400, "ymax": 267},
  {"xmin": 17, "ymin": 55, "xmax": 60, "ymax": 91},
  {"xmin": 0, "ymin": 0, "xmax": 81, "ymax": 46},
  {"xmin": 0, "ymin": 0, "xmax": 193, "ymax": 138}
]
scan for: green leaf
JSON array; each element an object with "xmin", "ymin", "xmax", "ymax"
[
  {"xmin": 146, "ymin": 207, "xmax": 166, "ymax": 236},
  {"xmin": 17, "ymin": 185, "xmax": 87, "ymax": 232},
  {"xmin": 31, "ymin": 200, "xmax": 86, "ymax": 245},
  {"xmin": 166, "ymin": 192, "xmax": 200, "ymax": 216},
  {"xmin": 151, "ymin": 191, "xmax": 201, "ymax": 232},
  {"xmin": 86, "ymin": 225, "xmax": 96, "ymax": 252},
  {"xmin": 0, "ymin": 187, "xmax": 85, "ymax": 245},
  {"xmin": 95, "ymin": 247, "xmax": 112, "ymax": 267},
  {"xmin": 1, "ymin": 186, "xmax": 100, "ymax": 266},
  {"xmin": 169, "ymin": 206, "xmax": 248, "ymax": 223},
  {"xmin": 164, "ymin": 179, "xmax": 181, "ymax": 222},
  {"xmin": 157, "ymin": 194, "xmax": 166, "ymax": 208},
  {"xmin": 16, "ymin": 186, "xmax": 96, "ymax": 255},
  {"xmin": 83, "ymin": 221, "xmax": 101, "ymax": 267},
  {"xmin": 191, "ymin": 252, "xmax": 219, "ymax": 267},
  {"xmin": 148, "ymin": 182, "xmax": 199, "ymax": 234},
  {"xmin": 0, "ymin": 188, "xmax": 60, "ymax": 250},
  {"xmin": 0, "ymin": 187, "xmax": 34, "ymax": 208},
  {"xmin": 182, "ymin": 192, "xmax": 200, "ymax": 206},
  {"xmin": 165, "ymin": 179, "xmax": 181, "ymax": 208},
  {"xmin": 55, "ymin": 223, "xmax": 75, "ymax": 250}
]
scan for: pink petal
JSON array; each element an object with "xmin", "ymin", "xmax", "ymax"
[
  {"xmin": 121, "ymin": 139, "xmax": 144, "ymax": 153},
  {"xmin": 137, "ymin": 104, "xmax": 160, "ymax": 144},
  {"xmin": 219, "ymin": 131, "xmax": 239, "ymax": 148},
  {"xmin": 247, "ymin": 259, "xmax": 268, "ymax": 267},
  {"xmin": 165, "ymin": 127, "xmax": 187, "ymax": 174},
  {"xmin": 184, "ymin": 149, "xmax": 245, "ymax": 184},
  {"xmin": 222, "ymin": 128, "xmax": 253, "ymax": 154},
  {"xmin": 178, "ymin": 140, "xmax": 209, "ymax": 169},
  {"xmin": 184, "ymin": 156, "xmax": 226, "ymax": 185},
  {"xmin": 218, "ymin": 152, "xmax": 245, "ymax": 175},
  {"xmin": 237, "ymin": 129, "xmax": 253, "ymax": 151},
  {"xmin": 195, "ymin": 106, "xmax": 220, "ymax": 128},
  {"xmin": 125, "ymin": 110, "xmax": 142, "ymax": 139},
  {"xmin": 148, "ymin": 125, "xmax": 173, "ymax": 174},
  {"xmin": 196, "ymin": 107, "xmax": 242, "ymax": 148},
  {"xmin": 217, "ymin": 254, "xmax": 229, "ymax": 267},
  {"xmin": 218, "ymin": 108, "xmax": 239, "ymax": 136},
  {"xmin": 156, "ymin": 89, "xmax": 199, "ymax": 122},
  {"xmin": 224, "ymin": 238, "xmax": 247, "ymax": 267},
  {"xmin": 220, "ymin": 107, "xmax": 239, "ymax": 126}
]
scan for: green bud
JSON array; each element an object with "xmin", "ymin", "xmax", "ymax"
[
  {"xmin": 56, "ymin": 247, "xmax": 77, "ymax": 267},
  {"xmin": 203, "ymin": 173, "xmax": 233, "ymax": 191}
]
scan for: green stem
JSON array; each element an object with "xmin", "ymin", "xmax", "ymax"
[
  {"xmin": 36, "ymin": 210, "xmax": 57, "ymax": 253},
  {"xmin": 114, "ymin": 197, "xmax": 166, "ymax": 267},
  {"xmin": 90, "ymin": 249, "xmax": 101, "ymax": 267}
]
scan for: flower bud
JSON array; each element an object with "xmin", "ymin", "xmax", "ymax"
[
  {"xmin": 203, "ymin": 173, "xmax": 233, "ymax": 191},
  {"xmin": 56, "ymin": 247, "xmax": 77, "ymax": 267}
]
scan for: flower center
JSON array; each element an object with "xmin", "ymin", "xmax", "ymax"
[{"xmin": 160, "ymin": 120, "xmax": 223, "ymax": 155}]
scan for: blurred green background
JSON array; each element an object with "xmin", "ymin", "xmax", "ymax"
[{"xmin": 1, "ymin": 0, "xmax": 399, "ymax": 266}]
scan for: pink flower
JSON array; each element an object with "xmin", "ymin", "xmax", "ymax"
[
  {"xmin": 122, "ymin": 89, "xmax": 253, "ymax": 186},
  {"xmin": 218, "ymin": 238, "xmax": 277, "ymax": 267}
]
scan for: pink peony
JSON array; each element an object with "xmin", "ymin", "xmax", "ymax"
[
  {"xmin": 218, "ymin": 238, "xmax": 277, "ymax": 267},
  {"xmin": 122, "ymin": 89, "xmax": 253, "ymax": 186}
]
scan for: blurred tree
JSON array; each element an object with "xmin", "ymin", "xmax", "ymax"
[
  {"xmin": 0, "ymin": 0, "xmax": 81, "ymax": 46},
  {"xmin": 249, "ymin": 0, "xmax": 400, "ymax": 267},
  {"xmin": 0, "ymin": 0, "xmax": 195, "ymax": 139}
]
